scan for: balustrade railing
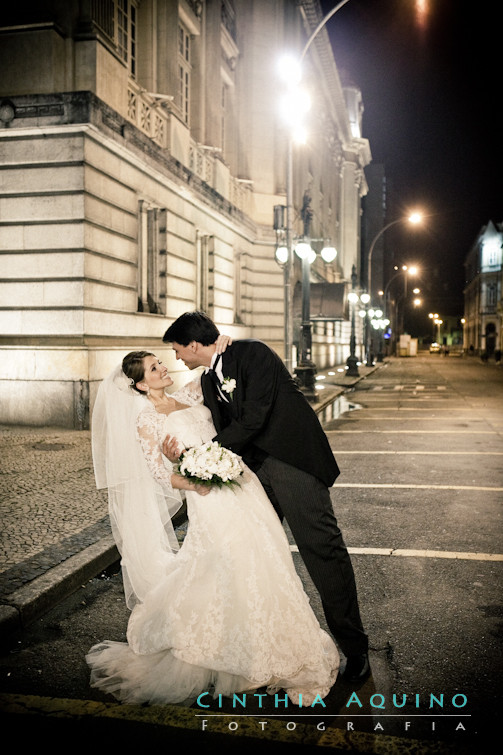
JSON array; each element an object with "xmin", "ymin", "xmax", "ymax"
[
  {"xmin": 127, "ymin": 82, "xmax": 169, "ymax": 149},
  {"xmin": 126, "ymin": 81, "xmax": 251, "ymax": 214},
  {"xmin": 189, "ymin": 142, "xmax": 214, "ymax": 183}
]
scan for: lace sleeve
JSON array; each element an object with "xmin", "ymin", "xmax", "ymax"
[
  {"xmin": 171, "ymin": 375, "xmax": 203, "ymax": 406},
  {"xmin": 136, "ymin": 409, "xmax": 177, "ymax": 498}
]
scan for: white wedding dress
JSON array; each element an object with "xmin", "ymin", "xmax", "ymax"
[{"xmin": 86, "ymin": 382, "xmax": 339, "ymax": 706}]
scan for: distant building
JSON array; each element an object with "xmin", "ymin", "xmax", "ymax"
[
  {"xmin": 463, "ymin": 220, "xmax": 503, "ymax": 357},
  {"xmin": 0, "ymin": 0, "xmax": 370, "ymax": 427},
  {"xmin": 361, "ymin": 163, "xmax": 387, "ymax": 302}
]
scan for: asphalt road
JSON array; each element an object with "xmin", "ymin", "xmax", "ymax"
[{"xmin": 0, "ymin": 354, "xmax": 501, "ymax": 754}]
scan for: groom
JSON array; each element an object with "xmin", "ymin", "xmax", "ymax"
[{"xmin": 162, "ymin": 311, "xmax": 370, "ymax": 682}]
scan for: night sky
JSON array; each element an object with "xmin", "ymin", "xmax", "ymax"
[{"xmin": 320, "ymin": 0, "xmax": 501, "ymax": 325}]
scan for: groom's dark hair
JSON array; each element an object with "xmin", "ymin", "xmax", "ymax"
[{"xmin": 163, "ymin": 311, "xmax": 220, "ymax": 346}]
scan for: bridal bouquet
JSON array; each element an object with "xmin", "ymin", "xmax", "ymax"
[{"xmin": 176, "ymin": 441, "xmax": 243, "ymax": 490}]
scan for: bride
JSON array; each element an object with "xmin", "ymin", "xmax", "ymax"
[{"xmin": 86, "ymin": 346, "xmax": 339, "ymax": 706}]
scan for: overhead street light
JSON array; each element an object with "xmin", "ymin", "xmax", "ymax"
[
  {"xmin": 364, "ymin": 214, "xmax": 422, "ymax": 363},
  {"xmin": 367, "ymin": 212, "xmax": 423, "ymax": 301}
]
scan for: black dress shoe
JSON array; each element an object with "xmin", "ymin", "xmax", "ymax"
[{"xmin": 341, "ymin": 653, "xmax": 370, "ymax": 683}]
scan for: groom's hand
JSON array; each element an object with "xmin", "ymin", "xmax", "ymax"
[{"xmin": 162, "ymin": 434, "xmax": 183, "ymax": 462}]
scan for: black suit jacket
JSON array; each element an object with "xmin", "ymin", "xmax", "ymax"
[{"xmin": 201, "ymin": 339, "xmax": 340, "ymax": 487}]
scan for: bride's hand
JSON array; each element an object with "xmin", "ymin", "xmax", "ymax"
[
  {"xmin": 193, "ymin": 484, "xmax": 211, "ymax": 496},
  {"xmin": 162, "ymin": 434, "xmax": 183, "ymax": 461},
  {"xmin": 215, "ymin": 334, "xmax": 232, "ymax": 354}
]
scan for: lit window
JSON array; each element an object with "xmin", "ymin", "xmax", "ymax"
[{"xmin": 487, "ymin": 284, "xmax": 497, "ymax": 308}]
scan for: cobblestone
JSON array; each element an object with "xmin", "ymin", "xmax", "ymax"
[{"xmin": 0, "ymin": 426, "xmax": 110, "ymax": 599}]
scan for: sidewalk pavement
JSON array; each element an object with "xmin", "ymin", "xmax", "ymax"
[{"xmin": 0, "ymin": 360, "xmax": 381, "ymax": 641}]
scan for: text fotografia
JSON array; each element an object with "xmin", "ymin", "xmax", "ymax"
[
  {"xmin": 199, "ymin": 719, "xmax": 469, "ymax": 734},
  {"xmin": 197, "ymin": 692, "xmax": 470, "ymax": 735},
  {"xmin": 196, "ymin": 691, "xmax": 468, "ymax": 711}
]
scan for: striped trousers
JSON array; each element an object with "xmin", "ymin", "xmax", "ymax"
[{"xmin": 255, "ymin": 454, "xmax": 368, "ymax": 657}]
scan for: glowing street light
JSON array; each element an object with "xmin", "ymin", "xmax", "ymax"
[
  {"xmin": 275, "ymin": 245, "xmax": 289, "ymax": 265},
  {"xmin": 320, "ymin": 243, "xmax": 337, "ymax": 263}
]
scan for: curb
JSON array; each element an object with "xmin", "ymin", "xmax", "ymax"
[
  {"xmin": 0, "ymin": 691, "xmax": 462, "ymax": 753},
  {"xmin": 0, "ymin": 536, "xmax": 119, "ymax": 643}
]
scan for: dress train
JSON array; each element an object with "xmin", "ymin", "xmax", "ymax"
[{"xmin": 87, "ymin": 404, "xmax": 339, "ymax": 705}]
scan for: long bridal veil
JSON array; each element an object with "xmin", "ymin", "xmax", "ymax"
[{"xmin": 91, "ymin": 364, "xmax": 183, "ymax": 608}]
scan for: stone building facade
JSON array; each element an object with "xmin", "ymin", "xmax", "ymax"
[
  {"xmin": 463, "ymin": 220, "xmax": 503, "ymax": 358},
  {"xmin": 0, "ymin": 0, "xmax": 370, "ymax": 427}
]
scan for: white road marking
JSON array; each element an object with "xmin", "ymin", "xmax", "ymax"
[
  {"xmin": 290, "ymin": 545, "xmax": 503, "ymax": 561},
  {"xmin": 361, "ymin": 398, "xmax": 450, "ymax": 402},
  {"xmin": 327, "ymin": 429, "xmax": 498, "ymax": 434},
  {"xmin": 353, "ymin": 408, "xmax": 481, "ymax": 412},
  {"xmin": 372, "ymin": 386, "xmax": 448, "ymax": 391},
  {"xmin": 319, "ymin": 380, "xmax": 502, "ymax": 564},
  {"xmin": 334, "ymin": 450, "xmax": 503, "ymax": 455},
  {"xmin": 337, "ymin": 416, "xmax": 484, "ymax": 420},
  {"xmin": 334, "ymin": 483, "xmax": 503, "ymax": 491}
]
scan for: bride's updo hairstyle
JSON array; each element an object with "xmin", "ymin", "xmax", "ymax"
[{"xmin": 122, "ymin": 351, "xmax": 155, "ymax": 394}]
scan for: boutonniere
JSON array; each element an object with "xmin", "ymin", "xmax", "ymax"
[{"xmin": 221, "ymin": 377, "xmax": 236, "ymax": 399}]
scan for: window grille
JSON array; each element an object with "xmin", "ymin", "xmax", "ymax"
[{"xmin": 177, "ymin": 23, "xmax": 191, "ymax": 124}]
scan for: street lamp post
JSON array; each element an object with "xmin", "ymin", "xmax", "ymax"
[
  {"xmin": 275, "ymin": 1, "xmax": 354, "ymax": 374},
  {"xmin": 284, "ymin": 138, "xmax": 294, "ymax": 374},
  {"xmin": 294, "ymin": 192, "xmax": 317, "ymax": 400},
  {"xmin": 274, "ymin": 203, "xmax": 337, "ymax": 398},
  {"xmin": 428, "ymin": 312, "xmax": 439, "ymax": 343},
  {"xmin": 366, "ymin": 212, "xmax": 423, "ymax": 354},
  {"xmin": 365, "ymin": 214, "xmax": 421, "ymax": 366},
  {"xmin": 367, "ymin": 212, "xmax": 423, "ymax": 310},
  {"xmin": 346, "ymin": 265, "xmax": 360, "ymax": 376},
  {"xmin": 275, "ymin": 123, "xmax": 306, "ymax": 374},
  {"xmin": 359, "ymin": 293, "xmax": 371, "ymax": 364},
  {"xmin": 383, "ymin": 265, "xmax": 418, "ymax": 352},
  {"xmin": 370, "ymin": 310, "xmax": 389, "ymax": 361}
]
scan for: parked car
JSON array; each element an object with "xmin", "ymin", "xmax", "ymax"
[{"xmin": 429, "ymin": 342, "xmax": 441, "ymax": 353}]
